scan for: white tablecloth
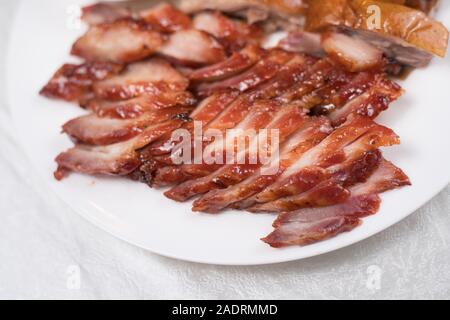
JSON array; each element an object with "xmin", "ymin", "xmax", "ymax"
[{"xmin": 1, "ymin": 1, "xmax": 449, "ymax": 300}]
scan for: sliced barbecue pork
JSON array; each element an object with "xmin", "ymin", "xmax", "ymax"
[
  {"xmin": 71, "ymin": 18, "xmax": 164, "ymax": 63},
  {"xmin": 165, "ymin": 104, "xmax": 309, "ymax": 201},
  {"xmin": 195, "ymin": 49, "xmax": 294, "ymax": 97},
  {"xmin": 247, "ymin": 150, "xmax": 383, "ymax": 212},
  {"xmin": 192, "ymin": 117, "xmax": 333, "ymax": 213},
  {"xmin": 62, "ymin": 105, "xmax": 193, "ymax": 146},
  {"xmin": 192, "ymin": 11, "xmax": 263, "ymax": 50},
  {"xmin": 140, "ymin": 3, "xmax": 192, "ymax": 32},
  {"xmin": 40, "ymin": 1, "xmax": 417, "ymax": 249},
  {"xmin": 262, "ymin": 159, "xmax": 410, "ymax": 247},
  {"xmin": 40, "ymin": 62, "xmax": 124, "ymax": 102},
  {"xmin": 251, "ymin": 117, "xmax": 400, "ymax": 204},
  {"xmin": 81, "ymin": 3, "xmax": 131, "ymax": 26},
  {"xmin": 92, "ymin": 59, "xmax": 189, "ymax": 100},
  {"xmin": 54, "ymin": 117, "xmax": 187, "ymax": 179},
  {"xmin": 82, "ymin": 90, "xmax": 196, "ymax": 119},
  {"xmin": 189, "ymin": 44, "xmax": 264, "ymax": 82}
]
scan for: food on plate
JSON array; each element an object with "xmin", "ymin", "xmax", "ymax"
[
  {"xmin": 298, "ymin": 0, "xmax": 449, "ymax": 68},
  {"xmin": 177, "ymin": 0, "xmax": 307, "ymax": 26},
  {"xmin": 262, "ymin": 159, "xmax": 410, "ymax": 247},
  {"xmin": 39, "ymin": 1, "xmax": 448, "ymax": 248}
]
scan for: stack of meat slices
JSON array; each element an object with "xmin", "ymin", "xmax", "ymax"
[{"xmin": 40, "ymin": 2, "xmax": 411, "ymax": 248}]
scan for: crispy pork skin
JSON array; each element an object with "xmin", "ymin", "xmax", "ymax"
[
  {"xmin": 305, "ymin": 0, "xmax": 448, "ymax": 67},
  {"xmin": 405, "ymin": 0, "xmax": 439, "ymax": 13}
]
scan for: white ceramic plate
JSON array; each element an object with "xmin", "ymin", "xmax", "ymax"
[{"xmin": 6, "ymin": 0, "xmax": 450, "ymax": 265}]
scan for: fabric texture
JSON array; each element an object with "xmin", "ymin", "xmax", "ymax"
[{"xmin": 0, "ymin": 0, "xmax": 449, "ymax": 300}]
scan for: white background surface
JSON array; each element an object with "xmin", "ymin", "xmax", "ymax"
[{"xmin": 1, "ymin": 0, "xmax": 449, "ymax": 299}]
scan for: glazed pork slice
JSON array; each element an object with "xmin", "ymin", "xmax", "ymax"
[
  {"xmin": 230, "ymin": 125, "xmax": 378, "ymax": 211},
  {"xmin": 264, "ymin": 215, "xmax": 361, "ymax": 247},
  {"xmin": 81, "ymin": 3, "xmax": 131, "ymax": 26},
  {"xmin": 252, "ymin": 117, "xmax": 400, "ymax": 205},
  {"xmin": 189, "ymin": 44, "xmax": 264, "ymax": 82},
  {"xmin": 131, "ymin": 90, "xmax": 240, "ymax": 184},
  {"xmin": 273, "ymin": 59, "xmax": 350, "ymax": 106},
  {"xmin": 326, "ymin": 75, "xmax": 403, "ymax": 126},
  {"xmin": 192, "ymin": 11, "xmax": 263, "ymax": 49},
  {"xmin": 158, "ymin": 29, "xmax": 227, "ymax": 66},
  {"xmin": 82, "ymin": 89, "xmax": 196, "ymax": 119},
  {"xmin": 280, "ymin": 31, "xmax": 386, "ymax": 73},
  {"xmin": 278, "ymin": 31, "xmax": 324, "ymax": 57},
  {"xmin": 54, "ymin": 117, "xmax": 187, "ymax": 179},
  {"xmin": 150, "ymin": 95, "xmax": 267, "ymax": 186},
  {"xmin": 71, "ymin": 18, "xmax": 164, "ymax": 63},
  {"xmin": 308, "ymin": 71, "xmax": 382, "ymax": 115},
  {"xmin": 152, "ymin": 54, "xmax": 321, "ymax": 186},
  {"xmin": 321, "ymin": 32, "xmax": 384, "ymax": 72},
  {"xmin": 152, "ymin": 55, "xmax": 355, "ymax": 187},
  {"xmin": 151, "ymin": 53, "xmax": 315, "ymax": 158},
  {"xmin": 195, "ymin": 49, "xmax": 294, "ymax": 97},
  {"xmin": 72, "ymin": 18, "xmax": 227, "ymax": 66},
  {"xmin": 165, "ymin": 104, "xmax": 309, "ymax": 201},
  {"xmin": 247, "ymin": 150, "xmax": 383, "ymax": 213},
  {"xmin": 192, "ymin": 117, "xmax": 332, "ymax": 213},
  {"xmin": 143, "ymin": 90, "xmax": 240, "ymax": 157},
  {"xmin": 262, "ymin": 159, "xmax": 410, "ymax": 247},
  {"xmin": 139, "ymin": 3, "xmax": 192, "ymax": 32},
  {"xmin": 62, "ymin": 105, "xmax": 193, "ymax": 146},
  {"xmin": 291, "ymin": 66, "xmax": 402, "ymax": 126},
  {"xmin": 153, "ymin": 99, "xmax": 283, "ymax": 186},
  {"xmin": 40, "ymin": 62, "xmax": 124, "ymax": 102},
  {"xmin": 92, "ymin": 59, "xmax": 189, "ymax": 100}
]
